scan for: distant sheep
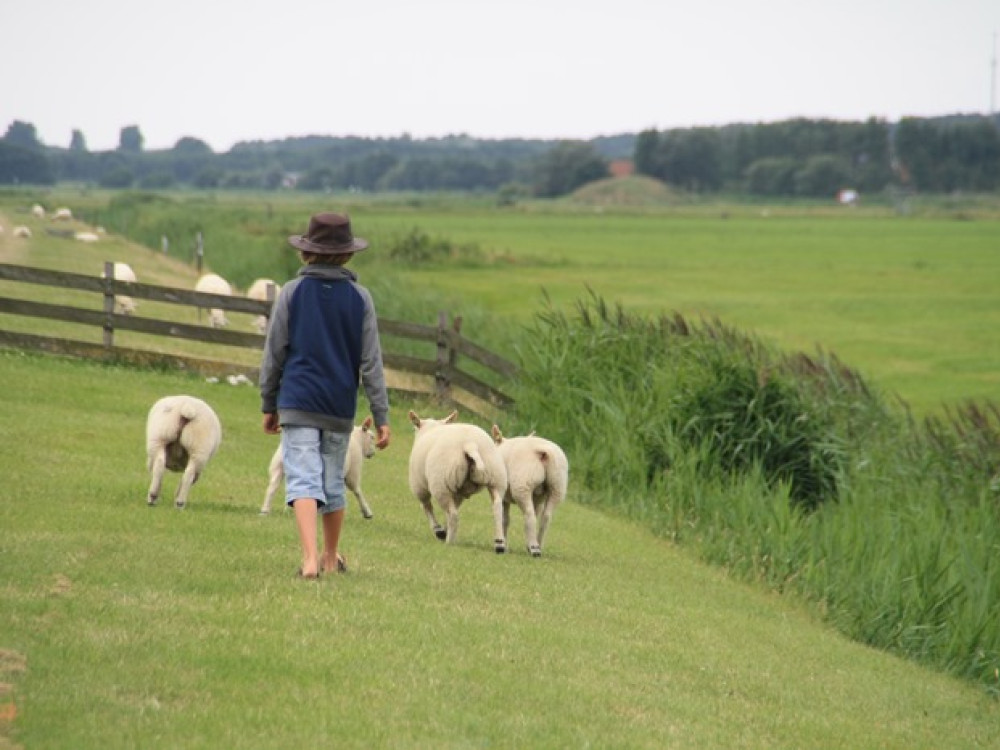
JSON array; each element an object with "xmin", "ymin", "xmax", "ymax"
[
  {"xmin": 260, "ymin": 416, "xmax": 377, "ymax": 516},
  {"xmin": 12, "ymin": 225, "xmax": 31, "ymax": 238},
  {"xmin": 194, "ymin": 273, "xmax": 233, "ymax": 328},
  {"xmin": 246, "ymin": 277, "xmax": 280, "ymax": 334},
  {"xmin": 31, "ymin": 204, "xmax": 45, "ymax": 219},
  {"xmin": 102, "ymin": 262, "xmax": 137, "ymax": 315},
  {"xmin": 74, "ymin": 231, "xmax": 99, "ymax": 243},
  {"xmin": 491, "ymin": 425, "xmax": 569, "ymax": 557},
  {"xmin": 51, "ymin": 207, "xmax": 73, "ymax": 221},
  {"xmin": 145, "ymin": 395, "xmax": 222, "ymax": 509},
  {"xmin": 407, "ymin": 410, "xmax": 509, "ymax": 552}
]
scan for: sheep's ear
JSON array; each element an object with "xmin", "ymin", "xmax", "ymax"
[
  {"xmin": 491, "ymin": 425, "xmax": 503, "ymax": 444},
  {"xmin": 362, "ymin": 415, "xmax": 373, "ymax": 429},
  {"xmin": 444, "ymin": 410, "xmax": 458, "ymax": 423},
  {"xmin": 408, "ymin": 410, "xmax": 421, "ymax": 428}
]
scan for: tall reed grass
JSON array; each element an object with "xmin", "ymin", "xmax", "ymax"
[{"xmin": 507, "ymin": 291, "xmax": 1000, "ymax": 695}]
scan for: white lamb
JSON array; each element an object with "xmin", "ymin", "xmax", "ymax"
[
  {"xmin": 145, "ymin": 395, "xmax": 222, "ymax": 509},
  {"xmin": 259, "ymin": 416, "xmax": 377, "ymax": 516},
  {"xmin": 51, "ymin": 207, "xmax": 73, "ymax": 221},
  {"xmin": 246, "ymin": 277, "xmax": 281, "ymax": 334},
  {"xmin": 31, "ymin": 204, "xmax": 45, "ymax": 219},
  {"xmin": 74, "ymin": 231, "xmax": 99, "ymax": 243},
  {"xmin": 101, "ymin": 262, "xmax": 138, "ymax": 315},
  {"xmin": 194, "ymin": 273, "xmax": 233, "ymax": 328},
  {"xmin": 407, "ymin": 410, "xmax": 509, "ymax": 552},
  {"xmin": 12, "ymin": 225, "xmax": 31, "ymax": 238},
  {"xmin": 491, "ymin": 425, "xmax": 569, "ymax": 557}
]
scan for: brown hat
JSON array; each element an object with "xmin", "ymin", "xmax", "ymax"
[{"xmin": 288, "ymin": 212, "xmax": 368, "ymax": 255}]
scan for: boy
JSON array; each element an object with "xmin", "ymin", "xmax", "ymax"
[{"xmin": 259, "ymin": 212, "xmax": 391, "ymax": 579}]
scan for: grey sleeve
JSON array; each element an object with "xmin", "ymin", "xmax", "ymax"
[
  {"xmin": 258, "ymin": 282, "xmax": 294, "ymax": 413},
  {"xmin": 358, "ymin": 286, "xmax": 390, "ymax": 428}
]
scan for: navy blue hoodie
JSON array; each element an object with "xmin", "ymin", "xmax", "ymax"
[{"xmin": 258, "ymin": 264, "xmax": 389, "ymax": 433}]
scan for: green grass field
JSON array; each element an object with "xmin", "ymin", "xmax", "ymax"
[
  {"xmin": 2, "ymin": 190, "xmax": 999, "ymax": 746},
  {"xmin": 4, "ymin": 190, "xmax": 998, "ymax": 414},
  {"xmin": 1, "ymin": 351, "xmax": 998, "ymax": 749}
]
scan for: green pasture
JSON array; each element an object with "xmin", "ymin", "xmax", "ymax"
[
  {"xmin": 1, "ymin": 351, "xmax": 997, "ymax": 749},
  {"xmin": 5, "ymin": 187, "xmax": 995, "ymax": 415}
]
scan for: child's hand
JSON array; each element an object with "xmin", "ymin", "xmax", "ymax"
[{"xmin": 262, "ymin": 412, "xmax": 281, "ymax": 434}]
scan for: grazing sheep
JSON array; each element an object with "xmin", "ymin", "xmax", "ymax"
[
  {"xmin": 246, "ymin": 277, "xmax": 280, "ymax": 334},
  {"xmin": 259, "ymin": 416, "xmax": 377, "ymax": 517},
  {"xmin": 407, "ymin": 410, "xmax": 509, "ymax": 552},
  {"xmin": 12, "ymin": 225, "xmax": 31, "ymax": 238},
  {"xmin": 145, "ymin": 395, "xmax": 222, "ymax": 509},
  {"xmin": 31, "ymin": 204, "xmax": 45, "ymax": 219},
  {"xmin": 74, "ymin": 231, "xmax": 99, "ymax": 243},
  {"xmin": 51, "ymin": 207, "xmax": 73, "ymax": 221},
  {"xmin": 101, "ymin": 262, "xmax": 137, "ymax": 315},
  {"xmin": 491, "ymin": 425, "xmax": 569, "ymax": 557},
  {"xmin": 194, "ymin": 273, "xmax": 233, "ymax": 328}
]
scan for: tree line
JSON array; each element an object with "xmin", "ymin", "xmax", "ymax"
[{"xmin": 2, "ymin": 114, "xmax": 998, "ymax": 197}]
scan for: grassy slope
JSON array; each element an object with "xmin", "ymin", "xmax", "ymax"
[
  {"xmin": 0, "ymin": 208, "xmax": 998, "ymax": 747},
  {"xmin": 0, "ymin": 351, "xmax": 996, "ymax": 749}
]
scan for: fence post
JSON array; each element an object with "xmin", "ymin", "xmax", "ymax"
[
  {"xmin": 435, "ymin": 311, "xmax": 450, "ymax": 403},
  {"xmin": 102, "ymin": 260, "xmax": 115, "ymax": 349},
  {"xmin": 195, "ymin": 232, "xmax": 204, "ymax": 272}
]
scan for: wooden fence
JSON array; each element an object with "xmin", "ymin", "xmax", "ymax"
[{"xmin": 0, "ymin": 262, "xmax": 517, "ymax": 417}]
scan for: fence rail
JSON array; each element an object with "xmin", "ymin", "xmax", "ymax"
[{"xmin": 0, "ymin": 262, "xmax": 517, "ymax": 417}]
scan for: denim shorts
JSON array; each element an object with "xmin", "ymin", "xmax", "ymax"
[{"xmin": 281, "ymin": 425, "xmax": 349, "ymax": 514}]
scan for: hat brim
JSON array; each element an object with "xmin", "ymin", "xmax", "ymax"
[{"xmin": 288, "ymin": 234, "xmax": 368, "ymax": 254}]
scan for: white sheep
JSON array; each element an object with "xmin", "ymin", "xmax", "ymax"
[
  {"xmin": 407, "ymin": 409, "xmax": 509, "ymax": 552},
  {"xmin": 51, "ymin": 207, "xmax": 73, "ymax": 221},
  {"xmin": 12, "ymin": 225, "xmax": 31, "ymax": 238},
  {"xmin": 74, "ymin": 231, "xmax": 99, "ymax": 243},
  {"xmin": 145, "ymin": 395, "xmax": 222, "ymax": 509},
  {"xmin": 31, "ymin": 204, "xmax": 45, "ymax": 219},
  {"xmin": 194, "ymin": 272, "xmax": 233, "ymax": 328},
  {"xmin": 101, "ymin": 262, "xmax": 138, "ymax": 315},
  {"xmin": 491, "ymin": 425, "xmax": 569, "ymax": 557},
  {"xmin": 246, "ymin": 277, "xmax": 281, "ymax": 334},
  {"xmin": 259, "ymin": 416, "xmax": 377, "ymax": 516}
]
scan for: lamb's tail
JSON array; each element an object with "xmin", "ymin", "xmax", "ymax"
[{"xmin": 463, "ymin": 442, "xmax": 486, "ymax": 477}]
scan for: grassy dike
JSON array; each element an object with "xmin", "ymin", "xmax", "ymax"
[{"xmin": 0, "ymin": 350, "xmax": 997, "ymax": 748}]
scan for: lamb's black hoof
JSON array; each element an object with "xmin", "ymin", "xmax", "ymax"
[
  {"xmin": 529, "ymin": 547, "xmax": 542, "ymax": 558},
  {"xmin": 434, "ymin": 528, "xmax": 447, "ymax": 541},
  {"xmin": 494, "ymin": 539, "xmax": 507, "ymax": 554}
]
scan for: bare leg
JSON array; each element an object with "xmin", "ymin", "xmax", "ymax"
[
  {"xmin": 320, "ymin": 507, "xmax": 346, "ymax": 574},
  {"xmin": 293, "ymin": 498, "xmax": 320, "ymax": 578}
]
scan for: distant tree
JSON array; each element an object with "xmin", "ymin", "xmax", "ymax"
[
  {"xmin": 0, "ymin": 141, "xmax": 55, "ymax": 184},
  {"xmin": 794, "ymin": 154, "xmax": 852, "ymax": 197},
  {"xmin": 633, "ymin": 129, "xmax": 664, "ymax": 178},
  {"xmin": 192, "ymin": 166, "xmax": 223, "ymax": 188},
  {"xmin": 532, "ymin": 140, "xmax": 608, "ymax": 197},
  {"xmin": 3, "ymin": 120, "xmax": 42, "ymax": 150},
  {"xmin": 118, "ymin": 125, "xmax": 144, "ymax": 153},
  {"xmin": 173, "ymin": 136, "xmax": 213, "ymax": 155},
  {"xmin": 660, "ymin": 128, "xmax": 722, "ymax": 191},
  {"xmin": 97, "ymin": 153, "xmax": 134, "ymax": 187},
  {"xmin": 139, "ymin": 171, "xmax": 176, "ymax": 188},
  {"xmin": 745, "ymin": 157, "xmax": 798, "ymax": 196},
  {"xmin": 70, "ymin": 129, "xmax": 88, "ymax": 152}
]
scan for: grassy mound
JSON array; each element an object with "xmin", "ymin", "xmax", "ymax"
[{"xmin": 568, "ymin": 174, "xmax": 682, "ymax": 206}]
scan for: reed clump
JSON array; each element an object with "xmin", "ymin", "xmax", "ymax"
[{"xmin": 508, "ymin": 291, "xmax": 1000, "ymax": 695}]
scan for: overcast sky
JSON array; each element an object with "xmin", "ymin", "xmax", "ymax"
[{"xmin": 2, "ymin": 0, "xmax": 997, "ymax": 153}]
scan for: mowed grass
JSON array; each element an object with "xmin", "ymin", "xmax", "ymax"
[
  {"xmin": 1, "ymin": 351, "xmax": 999, "ymax": 749},
  {"xmin": 353, "ymin": 207, "xmax": 1000, "ymax": 414}
]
